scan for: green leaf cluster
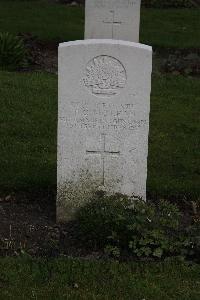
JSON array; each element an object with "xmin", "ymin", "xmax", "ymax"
[
  {"xmin": 0, "ymin": 32, "xmax": 27, "ymax": 71},
  {"xmin": 75, "ymin": 194, "xmax": 200, "ymax": 260}
]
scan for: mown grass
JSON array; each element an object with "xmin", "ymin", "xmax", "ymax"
[
  {"xmin": 0, "ymin": 71, "xmax": 57, "ymax": 192},
  {"xmin": 148, "ymin": 75, "xmax": 200, "ymax": 199},
  {"xmin": 0, "ymin": 71, "xmax": 199, "ymax": 199},
  {"xmin": 0, "ymin": 1, "xmax": 199, "ymax": 48},
  {"xmin": 0, "ymin": 256, "xmax": 200, "ymax": 300}
]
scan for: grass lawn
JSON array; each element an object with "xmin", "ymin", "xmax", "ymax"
[
  {"xmin": 148, "ymin": 75, "xmax": 200, "ymax": 199},
  {"xmin": 0, "ymin": 71, "xmax": 199, "ymax": 199},
  {"xmin": 0, "ymin": 1, "xmax": 199, "ymax": 48},
  {"xmin": 0, "ymin": 256, "xmax": 200, "ymax": 300},
  {"xmin": 0, "ymin": 71, "xmax": 57, "ymax": 193}
]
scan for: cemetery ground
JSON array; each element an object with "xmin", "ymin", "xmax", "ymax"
[{"xmin": 0, "ymin": 1, "xmax": 200, "ymax": 299}]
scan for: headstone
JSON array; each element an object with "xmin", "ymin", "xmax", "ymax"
[
  {"xmin": 85, "ymin": 0, "xmax": 141, "ymax": 42},
  {"xmin": 57, "ymin": 39, "xmax": 152, "ymax": 222}
]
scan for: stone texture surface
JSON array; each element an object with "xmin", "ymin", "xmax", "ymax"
[
  {"xmin": 57, "ymin": 39, "xmax": 152, "ymax": 222},
  {"xmin": 85, "ymin": 0, "xmax": 141, "ymax": 42}
]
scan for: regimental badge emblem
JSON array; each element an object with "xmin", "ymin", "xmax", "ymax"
[{"xmin": 83, "ymin": 55, "xmax": 127, "ymax": 97}]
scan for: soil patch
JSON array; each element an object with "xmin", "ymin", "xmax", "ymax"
[
  {"xmin": 19, "ymin": 33, "xmax": 58, "ymax": 74},
  {"xmin": 0, "ymin": 193, "xmax": 102, "ymax": 258},
  {"xmin": 154, "ymin": 47, "xmax": 200, "ymax": 76},
  {"xmin": 0, "ymin": 192, "xmax": 198, "ymax": 258},
  {"xmin": 18, "ymin": 34, "xmax": 200, "ymax": 76}
]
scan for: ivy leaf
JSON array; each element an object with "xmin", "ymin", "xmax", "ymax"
[{"xmin": 153, "ymin": 248, "xmax": 163, "ymax": 258}]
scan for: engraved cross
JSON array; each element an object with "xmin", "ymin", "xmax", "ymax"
[
  {"xmin": 86, "ymin": 134, "xmax": 120, "ymax": 186},
  {"xmin": 103, "ymin": 10, "xmax": 123, "ymax": 39}
]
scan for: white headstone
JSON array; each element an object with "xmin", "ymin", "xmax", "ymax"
[
  {"xmin": 85, "ymin": 0, "xmax": 141, "ymax": 42},
  {"xmin": 57, "ymin": 39, "xmax": 152, "ymax": 222}
]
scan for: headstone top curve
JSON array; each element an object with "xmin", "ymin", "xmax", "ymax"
[{"xmin": 59, "ymin": 39, "xmax": 152, "ymax": 52}]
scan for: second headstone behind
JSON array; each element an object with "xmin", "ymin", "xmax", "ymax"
[{"xmin": 85, "ymin": 0, "xmax": 141, "ymax": 42}]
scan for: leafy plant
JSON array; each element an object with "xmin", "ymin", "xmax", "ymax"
[
  {"xmin": 0, "ymin": 32, "xmax": 27, "ymax": 70},
  {"xmin": 75, "ymin": 193, "xmax": 132, "ymax": 249},
  {"xmin": 75, "ymin": 194, "xmax": 200, "ymax": 260},
  {"xmin": 183, "ymin": 218, "xmax": 200, "ymax": 260}
]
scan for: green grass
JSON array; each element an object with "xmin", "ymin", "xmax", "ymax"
[
  {"xmin": 0, "ymin": 71, "xmax": 199, "ymax": 199},
  {"xmin": 148, "ymin": 75, "xmax": 200, "ymax": 199},
  {"xmin": 140, "ymin": 8, "xmax": 200, "ymax": 48},
  {"xmin": 0, "ymin": 1, "xmax": 199, "ymax": 48},
  {"xmin": 0, "ymin": 71, "xmax": 57, "ymax": 192},
  {"xmin": 0, "ymin": 256, "xmax": 200, "ymax": 300}
]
